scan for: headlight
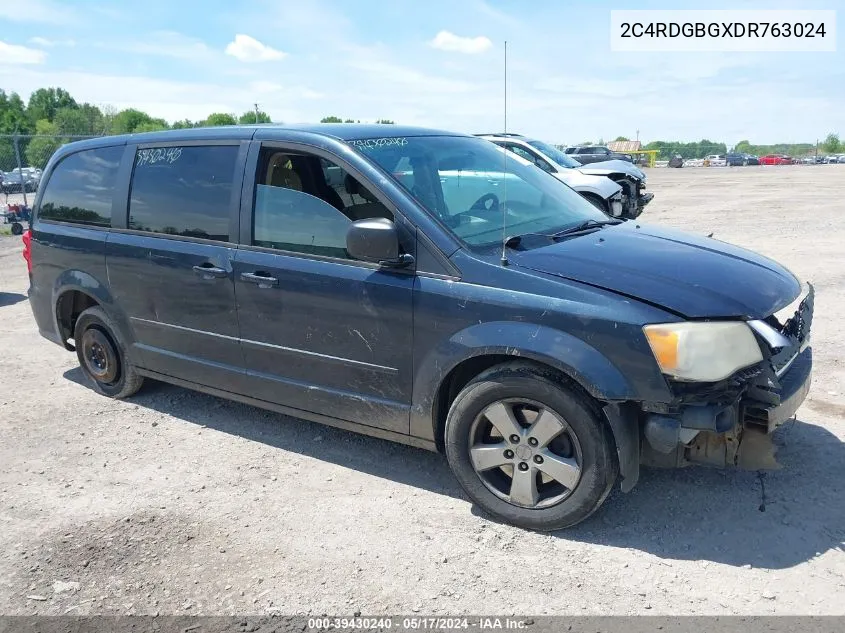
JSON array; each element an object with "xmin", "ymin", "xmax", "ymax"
[{"xmin": 643, "ymin": 322, "xmax": 763, "ymax": 382}]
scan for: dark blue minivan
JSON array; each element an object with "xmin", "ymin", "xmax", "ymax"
[{"xmin": 25, "ymin": 125, "xmax": 813, "ymax": 529}]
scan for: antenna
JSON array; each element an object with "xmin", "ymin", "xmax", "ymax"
[{"xmin": 500, "ymin": 40, "xmax": 509, "ymax": 267}]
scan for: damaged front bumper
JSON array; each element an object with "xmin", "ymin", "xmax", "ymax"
[
  {"xmin": 641, "ymin": 284, "xmax": 814, "ymax": 472},
  {"xmin": 638, "ymin": 192, "xmax": 654, "ymax": 212}
]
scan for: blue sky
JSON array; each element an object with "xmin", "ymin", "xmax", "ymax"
[{"xmin": 0, "ymin": 0, "xmax": 842, "ymax": 144}]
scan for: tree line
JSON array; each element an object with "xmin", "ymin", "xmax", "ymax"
[
  {"xmin": 2, "ymin": 85, "xmax": 838, "ymax": 171},
  {"xmin": 0, "ymin": 86, "xmax": 399, "ymax": 171},
  {"xmin": 0, "ymin": 87, "xmax": 278, "ymax": 170},
  {"xmin": 598, "ymin": 134, "xmax": 841, "ymax": 159}
]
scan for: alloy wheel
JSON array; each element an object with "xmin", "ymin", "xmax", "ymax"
[{"xmin": 468, "ymin": 398, "xmax": 583, "ymax": 509}]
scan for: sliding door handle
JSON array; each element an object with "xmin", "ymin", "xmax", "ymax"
[
  {"xmin": 240, "ymin": 272, "xmax": 279, "ymax": 288},
  {"xmin": 192, "ymin": 264, "xmax": 228, "ymax": 279}
]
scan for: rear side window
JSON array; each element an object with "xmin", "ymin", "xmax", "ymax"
[
  {"xmin": 128, "ymin": 145, "xmax": 238, "ymax": 241},
  {"xmin": 38, "ymin": 146, "xmax": 123, "ymax": 227}
]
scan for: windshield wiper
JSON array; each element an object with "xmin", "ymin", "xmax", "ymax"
[
  {"xmin": 552, "ymin": 218, "xmax": 622, "ymax": 238},
  {"xmin": 504, "ymin": 219, "xmax": 622, "ymax": 248},
  {"xmin": 504, "ymin": 232, "xmax": 554, "ymax": 247}
]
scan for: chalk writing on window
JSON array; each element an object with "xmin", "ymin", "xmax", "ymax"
[
  {"xmin": 348, "ymin": 137, "xmax": 408, "ymax": 150},
  {"xmin": 136, "ymin": 147, "xmax": 183, "ymax": 167}
]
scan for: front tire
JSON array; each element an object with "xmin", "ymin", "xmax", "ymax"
[
  {"xmin": 444, "ymin": 363, "xmax": 618, "ymax": 530},
  {"xmin": 73, "ymin": 306, "xmax": 143, "ymax": 399}
]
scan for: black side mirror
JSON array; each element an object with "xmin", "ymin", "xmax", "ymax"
[{"xmin": 346, "ymin": 218, "xmax": 413, "ymax": 267}]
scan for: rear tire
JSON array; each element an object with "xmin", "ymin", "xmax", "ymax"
[
  {"xmin": 444, "ymin": 363, "xmax": 618, "ymax": 530},
  {"xmin": 11, "ymin": 222, "xmax": 23, "ymax": 236},
  {"xmin": 73, "ymin": 306, "xmax": 143, "ymax": 399}
]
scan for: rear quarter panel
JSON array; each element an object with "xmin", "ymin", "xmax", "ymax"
[{"xmin": 29, "ymin": 223, "xmax": 115, "ymax": 346}]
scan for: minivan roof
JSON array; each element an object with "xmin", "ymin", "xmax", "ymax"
[
  {"xmin": 47, "ymin": 123, "xmax": 470, "ymax": 163},
  {"xmin": 92, "ymin": 123, "xmax": 465, "ymax": 144}
]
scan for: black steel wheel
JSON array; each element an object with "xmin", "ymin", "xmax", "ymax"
[{"xmin": 73, "ymin": 306, "xmax": 143, "ymax": 398}]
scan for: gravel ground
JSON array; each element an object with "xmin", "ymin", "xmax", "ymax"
[{"xmin": 1, "ymin": 165, "xmax": 844, "ymax": 616}]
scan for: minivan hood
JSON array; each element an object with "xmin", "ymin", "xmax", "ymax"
[
  {"xmin": 577, "ymin": 160, "xmax": 645, "ymax": 181},
  {"xmin": 509, "ymin": 222, "xmax": 800, "ymax": 319}
]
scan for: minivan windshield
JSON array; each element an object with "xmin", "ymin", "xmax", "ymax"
[
  {"xmin": 526, "ymin": 139, "xmax": 583, "ymax": 168},
  {"xmin": 351, "ymin": 135, "xmax": 606, "ymax": 248}
]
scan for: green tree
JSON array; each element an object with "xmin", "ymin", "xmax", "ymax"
[
  {"xmin": 238, "ymin": 110, "xmax": 271, "ymax": 124},
  {"xmin": 134, "ymin": 120, "xmax": 170, "ymax": 133},
  {"xmin": 1, "ymin": 91, "xmax": 35, "ymax": 170},
  {"xmin": 375, "ymin": 119, "xmax": 395, "ymax": 124},
  {"xmin": 205, "ymin": 113, "xmax": 237, "ymax": 126},
  {"xmin": 734, "ymin": 139, "xmax": 752, "ymax": 153},
  {"xmin": 27, "ymin": 87, "xmax": 77, "ymax": 123},
  {"xmin": 78, "ymin": 103, "xmax": 105, "ymax": 135},
  {"xmin": 25, "ymin": 119, "xmax": 63, "ymax": 168},
  {"xmin": 614, "ymin": 136, "xmax": 630, "ymax": 142},
  {"xmin": 0, "ymin": 90, "xmax": 33, "ymax": 134},
  {"xmin": 111, "ymin": 108, "xmax": 155, "ymax": 135},
  {"xmin": 821, "ymin": 133, "xmax": 840, "ymax": 154},
  {"xmin": 54, "ymin": 107, "xmax": 92, "ymax": 135},
  {"xmin": 320, "ymin": 116, "xmax": 343, "ymax": 123},
  {"xmin": 171, "ymin": 119, "xmax": 196, "ymax": 129}
]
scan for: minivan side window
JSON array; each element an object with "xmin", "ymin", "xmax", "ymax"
[
  {"xmin": 128, "ymin": 145, "xmax": 238, "ymax": 241},
  {"xmin": 252, "ymin": 148, "xmax": 392, "ymax": 259},
  {"xmin": 38, "ymin": 146, "xmax": 123, "ymax": 227}
]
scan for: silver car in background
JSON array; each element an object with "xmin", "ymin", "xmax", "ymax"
[{"xmin": 478, "ymin": 133, "xmax": 652, "ymax": 219}]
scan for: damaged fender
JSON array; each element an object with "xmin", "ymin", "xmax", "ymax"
[{"xmin": 409, "ymin": 321, "xmax": 641, "ymax": 489}]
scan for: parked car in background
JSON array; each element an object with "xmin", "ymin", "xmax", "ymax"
[
  {"xmin": 704, "ymin": 155, "xmax": 727, "ymax": 167},
  {"xmin": 667, "ymin": 154, "xmax": 684, "ymax": 168},
  {"xmin": 25, "ymin": 124, "xmax": 814, "ymax": 530},
  {"xmin": 478, "ymin": 133, "xmax": 651, "ymax": 219},
  {"xmin": 726, "ymin": 153, "xmax": 759, "ymax": 166},
  {"xmin": 564, "ymin": 145, "xmax": 633, "ymax": 164},
  {"xmin": 2, "ymin": 167, "xmax": 41, "ymax": 193},
  {"xmin": 759, "ymin": 154, "xmax": 794, "ymax": 165}
]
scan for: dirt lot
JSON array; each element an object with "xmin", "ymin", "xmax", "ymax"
[{"xmin": 1, "ymin": 165, "xmax": 844, "ymax": 616}]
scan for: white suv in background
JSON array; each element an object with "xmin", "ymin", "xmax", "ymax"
[{"xmin": 478, "ymin": 133, "xmax": 652, "ymax": 219}]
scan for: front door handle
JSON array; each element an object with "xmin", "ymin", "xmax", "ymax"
[
  {"xmin": 241, "ymin": 271, "xmax": 279, "ymax": 288},
  {"xmin": 192, "ymin": 264, "xmax": 228, "ymax": 279}
]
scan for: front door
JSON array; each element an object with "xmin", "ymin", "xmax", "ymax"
[{"xmin": 233, "ymin": 143, "xmax": 414, "ymax": 433}]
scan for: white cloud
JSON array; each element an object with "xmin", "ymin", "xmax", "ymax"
[
  {"xmin": 29, "ymin": 36, "xmax": 76, "ymax": 47},
  {"xmin": 108, "ymin": 31, "xmax": 215, "ymax": 62},
  {"xmin": 0, "ymin": 41, "xmax": 47, "ymax": 64},
  {"xmin": 225, "ymin": 35, "xmax": 286, "ymax": 63},
  {"xmin": 249, "ymin": 80, "xmax": 284, "ymax": 94},
  {"xmin": 429, "ymin": 30, "xmax": 492, "ymax": 54},
  {"xmin": 0, "ymin": 0, "xmax": 78, "ymax": 24}
]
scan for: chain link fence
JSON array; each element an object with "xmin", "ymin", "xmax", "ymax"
[{"xmin": 1, "ymin": 133, "xmax": 102, "ymax": 210}]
